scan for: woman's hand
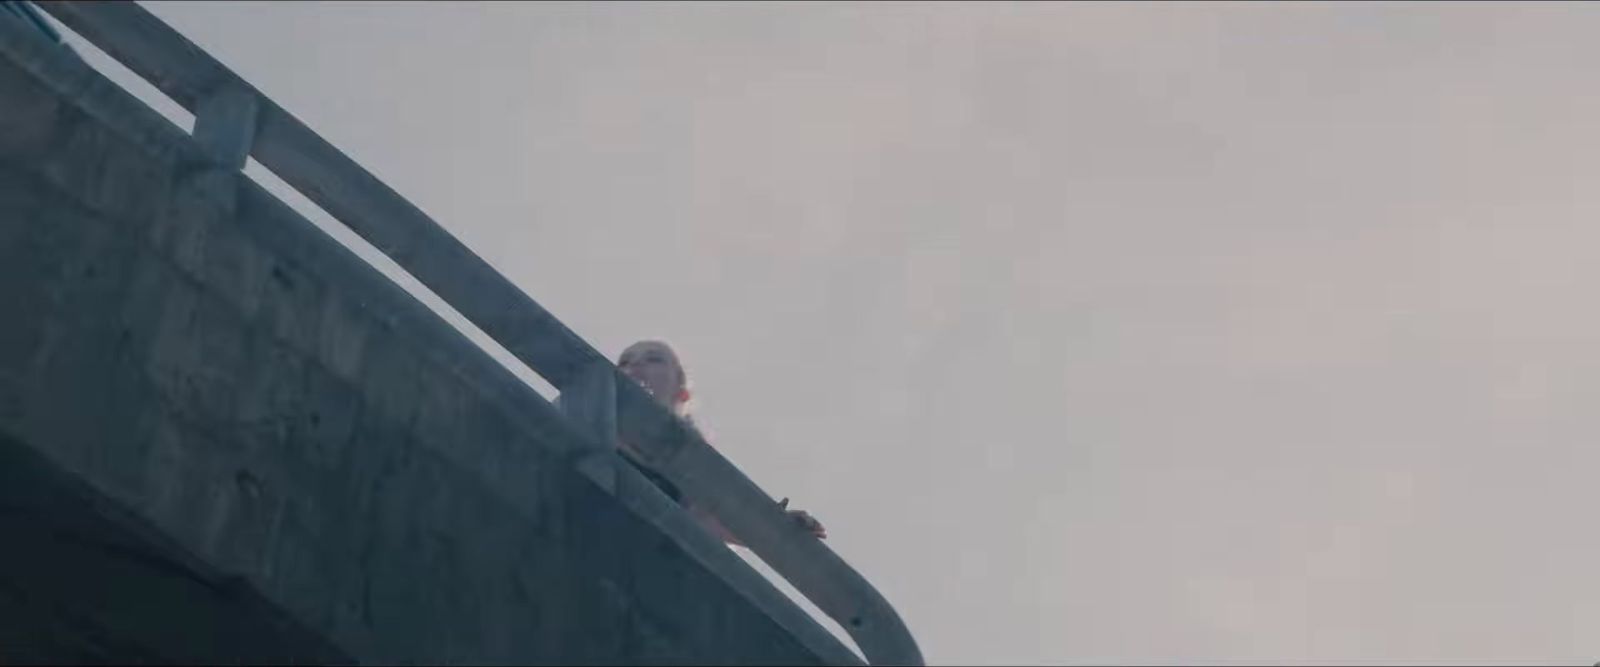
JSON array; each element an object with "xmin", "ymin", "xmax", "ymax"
[{"xmin": 778, "ymin": 497, "xmax": 827, "ymax": 540}]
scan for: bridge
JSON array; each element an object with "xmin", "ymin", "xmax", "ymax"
[{"xmin": 0, "ymin": 2, "xmax": 922, "ymax": 664}]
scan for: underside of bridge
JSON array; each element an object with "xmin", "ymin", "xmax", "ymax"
[{"xmin": 0, "ymin": 431, "xmax": 351, "ymax": 664}]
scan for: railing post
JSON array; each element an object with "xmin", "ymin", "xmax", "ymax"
[
  {"xmin": 557, "ymin": 361, "xmax": 619, "ymax": 494},
  {"xmin": 192, "ymin": 85, "xmax": 256, "ymax": 169}
]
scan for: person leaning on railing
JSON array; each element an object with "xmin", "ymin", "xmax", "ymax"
[{"xmin": 615, "ymin": 340, "xmax": 826, "ymax": 545}]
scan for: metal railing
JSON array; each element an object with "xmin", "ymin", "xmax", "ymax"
[{"xmin": 22, "ymin": 2, "xmax": 924, "ymax": 664}]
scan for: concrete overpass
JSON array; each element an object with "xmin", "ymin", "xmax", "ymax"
[{"xmin": 0, "ymin": 3, "xmax": 922, "ymax": 664}]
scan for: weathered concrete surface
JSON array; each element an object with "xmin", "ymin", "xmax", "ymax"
[
  {"xmin": 0, "ymin": 35, "xmax": 839, "ymax": 665},
  {"xmin": 0, "ymin": 429, "xmax": 355, "ymax": 664}
]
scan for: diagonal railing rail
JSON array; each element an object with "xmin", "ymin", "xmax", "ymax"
[{"xmin": 23, "ymin": 2, "xmax": 924, "ymax": 664}]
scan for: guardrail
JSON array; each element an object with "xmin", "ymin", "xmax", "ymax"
[{"xmin": 21, "ymin": 2, "xmax": 924, "ymax": 664}]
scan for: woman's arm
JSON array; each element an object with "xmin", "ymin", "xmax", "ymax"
[
  {"xmin": 686, "ymin": 498, "xmax": 826, "ymax": 546},
  {"xmin": 689, "ymin": 502, "xmax": 745, "ymax": 547}
]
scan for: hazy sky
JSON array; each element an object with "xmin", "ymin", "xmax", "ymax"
[{"xmin": 62, "ymin": 2, "xmax": 1600, "ymax": 664}]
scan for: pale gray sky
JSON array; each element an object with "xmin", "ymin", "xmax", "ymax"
[{"xmin": 64, "ymin": 2, "xmax": 1600, "ymax": 664}]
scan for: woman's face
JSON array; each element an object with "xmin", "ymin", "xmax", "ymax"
[{"xmin": 618, "ymin": 341, "xmax": 684, "ymax": 406}]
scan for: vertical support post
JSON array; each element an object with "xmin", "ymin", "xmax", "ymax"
[
  {"xmin": 557, "ymin": 361, "xmax": 619, "ymax": 493},
  {"xmin": 192, "ymin": 86, "xmax": 257, "ymax": 170},
  {"xmin": 559, "ymin": 361, "xmax": 617, "ymax": 441}
]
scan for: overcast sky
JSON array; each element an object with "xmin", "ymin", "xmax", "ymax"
[{"xmin": 63, "ymin": 2, "xmax": 1600, "ymax": 664}]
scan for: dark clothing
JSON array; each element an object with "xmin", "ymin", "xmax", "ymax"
[
  {"xmin": 619, "ymin": 414, "xmax": 702, "ymax": 507},
  {"xmin": 621, "ymin": 450, "xmax": 685, "ymax": 505},
  {"xmin": 552, "ymin": 390, "xmax": 693, "ymax": 506}
]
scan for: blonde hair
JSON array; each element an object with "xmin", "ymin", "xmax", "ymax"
[{"xmin": 619, "ymin": 339, "xmax": 697, "ymax": 422}]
